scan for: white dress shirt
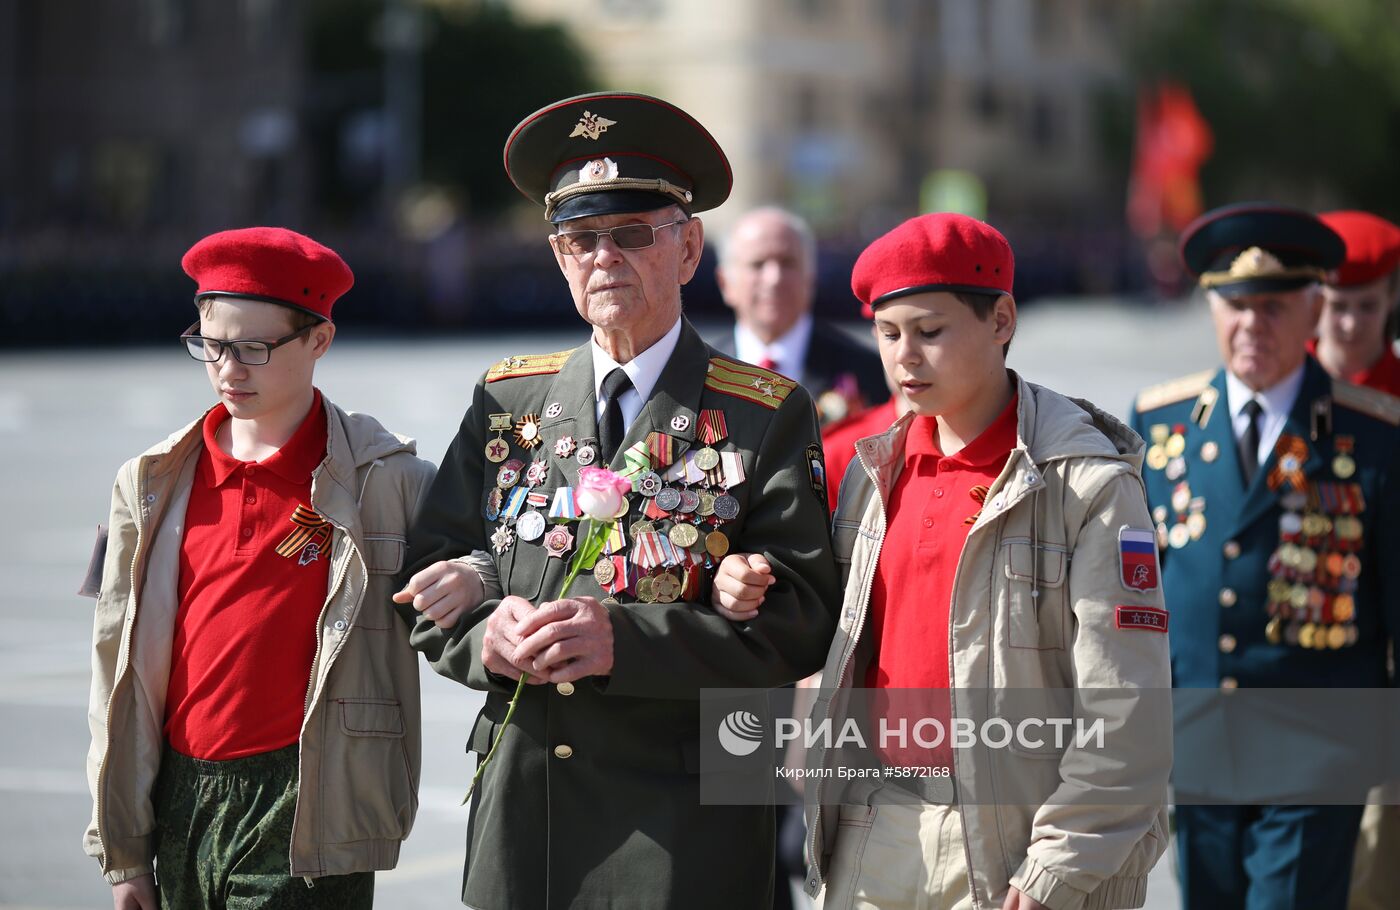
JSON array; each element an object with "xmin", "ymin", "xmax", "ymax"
[
  {"xmin": 590, "ymin": 316, "xmax": 683, "ymax": 432},
  {"xmin": 733, "ymin": 313, "xmax": 812, "ymax": 380},
  {"xmin": 1225, "ymin": 364, "xmax": 1306, "ymax": 467}
]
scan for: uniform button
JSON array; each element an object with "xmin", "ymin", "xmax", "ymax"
[
  {"xmin": 923, "ymin": 518, "xmax": 934, "ymax": 528},
  {"xmin": 241, "ymin": 527, "xmax": 253, "ymax": 539},
  {"xmin": 333, "ymin": 619, "xmax": 347, "ymax": 632},
  {"xmin": 1218, "ymin": 634, "xmax": 1237, "ymax": 654},
  {"xmin": 553, "ymin": 744, "xmax": 574, "ymax": 759},
  {"xmin": 1218, "ymin": 588, "xmax": 1237, "ymax": 607},
  {"xmin": 1220, "ymin": 676, "xmax": 1239, "ymax": 690},
  {"xmin": 1223, "ymin": 541, "xmax": 1241, "ymax": 560},
  {"xmin": 556, "ymin": 682, "xmax": 575, "ymax": 696}
]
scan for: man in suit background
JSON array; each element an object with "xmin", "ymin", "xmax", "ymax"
[{"xmin": 713, "ymin": 207, "xmax": 888, "ymax": 426}]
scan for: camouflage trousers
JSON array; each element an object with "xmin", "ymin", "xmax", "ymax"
[{"xmin": 154, "ymin": 744, "xmax": 374, "ymax": 909}]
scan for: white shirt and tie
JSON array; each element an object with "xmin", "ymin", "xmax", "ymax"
[
  {"xmin": 732, "ymin": 314, "xmax": 812, "ymax": 380},
  {"xmin": 590, "ymin": 316, "xmax": 683, "ymax": 432},
  {"xmin": 1225, "ymin": 364, "xmax": 1305, "ymax": 473}
]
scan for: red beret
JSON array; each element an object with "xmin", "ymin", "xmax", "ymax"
[
  {"xmin": 852, "ymin": 213, "xmax": 1014, "ymax": 318},
  {"xmin": 1319, "ymin": 210, "xmax": 1400, "ymax": 288},
  {"xmin": 181, "ymin": 227, "xmax": 353, "ymax": 321}
]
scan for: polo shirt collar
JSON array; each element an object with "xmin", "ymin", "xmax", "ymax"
[
  {"xmin": 202, "ymin": 389, "xmax": 328, "ymax": 486},
  {"xmin": 905, "ymin": 392, "xmax": 1020, "ymax": 466}
]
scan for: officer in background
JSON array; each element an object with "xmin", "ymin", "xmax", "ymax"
[
  {"xmin": 1130, "ymin": 203, "xmax": 1400, "ymax": 909},
  {"xmin": 713, "ymin": 206, "xmax": 888, "ymax": 425},
  {"xmin": 1313, "ymin": 210, "xmax": 1400, "ymax": 397},
  {"xmin": 396, "ymin": 92, "xmax": 840, "ymax": 910}
]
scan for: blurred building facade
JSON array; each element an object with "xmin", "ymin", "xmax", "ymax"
[
  {"xmin": 0, "ymin": 0, "xmax": 309, "ymax": 259},
  {"xmin": 510, "ymin": 0, "xmax": 1139, "ymax": 237}
]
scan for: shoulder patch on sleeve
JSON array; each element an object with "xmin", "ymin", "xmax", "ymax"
[
  {"xmin": 485, "ymin": 349, "xmax": 574, "ymax": 383},
  {"xmin": 1332, "ymin": 379, "xmax": 1400, "ymax": 426},
  {"xmin": 1134, "ymin": 369, "xmax": 1216, "ymax": 414},
  {"xmin": 703, "ymin": 356, "xmax": 798, "ymax": 410}
]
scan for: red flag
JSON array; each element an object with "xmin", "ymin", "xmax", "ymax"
[{"xmin": 1127, "ymin": 82, "xmax": 1214, "ymax": 238}]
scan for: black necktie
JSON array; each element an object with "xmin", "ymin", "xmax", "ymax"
[
  {"xmin": 598, "ymin": 367, "xmax": 632, "ymax": 460},
  {"xmin": 1239, "ymin": 398, "xmax": 1263, "ymax": 486}
]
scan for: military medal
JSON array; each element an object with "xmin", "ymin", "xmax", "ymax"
[
  {"xmin": 486, "ymin": 413, "xmax": 513, "ymax": 463},
  {"xmin": 651, "ymin": 571, "xmax": 681, "ymax": 603},
  {"xmin": 1170, "ymin": 482, "xmax": 1191, "ymax": 515},
  {"xmin": 1333, "ymin": 594, "xmax": 1355, "ymax": 622},
  {"xmin": 1147, "ymin": 425, "xmax": 1169, "ymax": 471},
  {"xmin": 637, "ymin": 471, "xmax": 663, "ymax": 497},
  {"xmin": 677, "ymin": 488, "xmax": 701, "ymax": 514},
  {"xmin": 514, "ymin": 413, "xmax": 543, "ymax": 449},
  {"xmin": 484, "ymin": 487, "xmax": 504, "ymax": 522},
  {"xmin": 669, "ymin": 523, "xmax": 700, "ymax": 549},
  {"xmin": 545, "ymin": 401, "xmax": 563, "ymax": 419},
  {"xmin": 1267, "ymin": 434, "xmax": 1308, "ymax": 491},
  {"xmin": 655, "ymin": 486, "xmax": 683, "ymax": 512},
  {"xmin": 694, "ymin": 447, "xmax": 721, "ymax": 471},
  {"xmin": 1186, "ymin": 512, "xmax": 1207, "ymax": 541},
  {"xmin": 636, "ymin": 576, "xmax": 656, "ymax": 603},
  {"xmin": 525, "ymin": 459, "xmax": 549, "ymax": 487},
  {"xmin": 1152, "ymin": 505, "xmax": 1168, "ymax": 525},
  {"xmin": 496, "ymin": 459, "xmax": 523, "ymax": 489},
  {"xmin": 543, "ymin": 526, "xmax": 574, "ymax": 559},
  {"xmin": 1332, "ymin": 436, "xmax": 1356, "ymax": 479},
  {"xmin": 1165, "ymin": 458, "xmax": 1186, "ymax": 481},
  {"xmin": 554, "ymin": 436, "xmax": 577, "ymax": 459},
  {"xmin": 1165, "ymin": 426, "xmax": 1186, "ymax": 458},
  {"xmin": 1201, "ymin": 440, "xmax": 1219, "ymax": 463},
  {"xmin": 1168, "ymin": 523, "xmax": 1190, "ymax": 549},
  {"xmin": 491, "ymin": 525, "xmax": 514, "ymax": 554},
  {"xmin": 576, "ymin": 440, "xmax": 598, "ymax": 466},
  {"xmin": 593, "ymin": 558, "xmax": 617, "ymax": 586},
  {"xmin": 1326, "ymin": 623, "xmax": 1347, "ymax": 649},
  {"xmin": 713, "ymin": 493, "xmax": 741, "ymax": 521},
  {"xmin": 516, "ymin": 511, "xmax": 546, "ymax": 542},
  {"xmin": 705, "ymin": 530, "xmax": 730, "ymax": 558},
  {"xmin": 697, "ymin": 491, "xmax": 717, "ymax": 517}
]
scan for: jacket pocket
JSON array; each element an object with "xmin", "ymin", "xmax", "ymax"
[
  {"xmin": 467, "ymin": 709, "xmax": 497, "ymax": 756},
  {"xmin": 321, "ymin": 698, "xmax": 415, "ymax": 843},
  {"xmin": 1002, "ymin": 538, "xmax": 1068, "ymax": 650},
  {"xmin": 362, "ymin": 533, "xmax": 405, "ymax": 575},
  {"xmin": 832, "ymin": 519, "xmax": 862, "ymax": 566}
]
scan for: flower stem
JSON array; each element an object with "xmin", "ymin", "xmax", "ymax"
[{"xmin": 461, "ymin": 546, "xmax": 591, "ymax": 804}]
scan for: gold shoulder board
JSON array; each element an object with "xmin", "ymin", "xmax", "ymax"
[
  {"xmin": 1135, "ymin": 369, "xmax": 1216, "ymax": 413},
  {"xmin": 485, "ymin": 349, "xmax": 574, "ymax": 383},
  {"xmin": 1332, "ymin": 380, "xmax": 1400, "ymax": 427},
  {"xmin": 703, "ymin": 356, "xmax": 798, "ymax": 410}
]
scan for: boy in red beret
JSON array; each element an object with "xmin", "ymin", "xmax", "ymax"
[
  {"xmin": 82, "ymin": 227, "xmax": 485, "ymax": 909},
  {"xmin": 712, "ymin": 214, "xmax": 1172, "ymax": 909},
  {"xmin": 1313, "ymin": 210, "xmax": 1400, "ymax": 397}
]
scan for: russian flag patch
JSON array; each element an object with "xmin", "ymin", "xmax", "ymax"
[
  {"xmin": 1116, "ymin": 605, "xmax": 1169, "ymax": 633},
  {"xmin": 1119, "ymin": 526, "xmax": 1160, "ymax": 592}
]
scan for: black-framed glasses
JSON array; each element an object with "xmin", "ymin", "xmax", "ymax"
[
  {"xmin": 552, "ymin": 218, "xmax": 687, "ymax": 256},
  {"xmin": 179, "ymin": 320, "xmax": 317, "ymax": 365}
]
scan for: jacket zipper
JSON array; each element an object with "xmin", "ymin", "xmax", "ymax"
[
  {"xmin": 808, "ymin": 441, "xmax": 889, "ymax": 886},
  {"xmin": 94, "ymin": 461, "xmax": 147, "ymax": 870}
]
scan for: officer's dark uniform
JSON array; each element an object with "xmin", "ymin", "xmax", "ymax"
[
  {"xmin": 1130, "ymin": 204, "xmax": 1400, "ymax": 909},
  {"xmin": 399, "ymin": 93, "xmax": 841, "ymax": 910}
]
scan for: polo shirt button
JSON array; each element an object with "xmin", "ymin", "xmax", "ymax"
[
  {"xmin": 333, "ymin": 619, "xmax": 347, "ymax": 632},
  {"xmin": 1223, "ymin": 540, "xmax": 1241, "ymax": 559},
  {"xmin": 553, "ymin": 744, "xmax": 574, "ymax": 759},
  {"xmin": 1218, "ymin": 588, "xmax": 1237, "ymax": 607},
  {"xmin": 934, "ymin": 489, "xmax": 944, "ymax": 498},
  {"xmin": 245, "ymin": 494, "xmax": 256, "ymax": 504},
  {"xmin": 556, "ymin": 682, "xmax": 575, "ymax": 696},
  {"xmin": 241, "ymin": 527, "xmax": 253, "ymax": 539},
  {"xmin": 923, "ymin": 518, "xmax": 933, "ymax": 528},
  {"xmin": 245, "ymin": 466, "xmax": 256, "ymax": 476},
  {"xmin": 1218, "ymin": 633, "xmax": 1237, "ymax": 654}
]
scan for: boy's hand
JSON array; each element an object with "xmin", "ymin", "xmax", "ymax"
[
  {"xmin": 393, "ymin": 561, "xmax": 484, "ymax": 629},
  {"xmin": 112, "ymin": 874, "xmax": 157, "ymax": 910},
  {"xmin": 1002, "ymin": 887, "xmax": 1047, "ymax": 910},
  {"xmin": 710, "ymin": 553, "xmax": 775, "ymax": 622}
]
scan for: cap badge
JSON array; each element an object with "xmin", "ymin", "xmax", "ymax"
[
  {"xmin": 570, "ymin": 111, "xmax": 616, "ymax": 140},
  {"xmin": 1228, "ymin": 246, "xmax": 1285, "ymax": 279},
  {"xmin": 579, "ymin": 157, "xmax": 619, "ymax": 183}
]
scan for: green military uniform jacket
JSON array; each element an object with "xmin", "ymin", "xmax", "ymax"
[{"xmin": 401, "ymin": 319, "xmax": 841, "ymax": 909}]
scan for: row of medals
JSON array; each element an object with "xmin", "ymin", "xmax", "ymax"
[
  {"xmin": 1147, "ymin": 424, "xmax": 1364, "ymax": 650},
  {"xmin": 482, "ymin": 413, "xmax": 738, "ymax": 605}
]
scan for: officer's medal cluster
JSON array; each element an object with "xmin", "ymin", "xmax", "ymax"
[
  {"xmin": 1146, "ymin": 422, "xmax": 1212, "ymax": 549},
  {"xmin": 481, "ymin": 406, "xmax": 746, "ymax": 605},
  {"xmin": 1263, "ymin": 433, "xmax": 1364, "ymax": 650}
]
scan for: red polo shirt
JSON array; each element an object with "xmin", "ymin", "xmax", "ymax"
[
  {"xmin": 865, "ymin": 393, "xmax": 1018, "ymax": 767},
  {"xmin": 1307, "ymin": 339, "xmax": 1400, "ymax": 396},
  {"xmin": 164, "ymin": 391, "xmax": 331, "ymax": 760},
  {"xmin": 821, "ymin": 399, "xmax": 901, "ymax": 513}
]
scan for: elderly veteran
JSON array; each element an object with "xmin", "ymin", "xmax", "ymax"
[
  {"xmin": 1130, "ymin": 203, "xmax": 1400, "ymax": 909},
  {"xmin": 394, "ymin": 92, "xmax": 841, "ymax": 910}
]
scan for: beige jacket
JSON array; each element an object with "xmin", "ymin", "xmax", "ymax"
[
  {"xmin": 84, "ymin": 396, "xmax": 435, "ymax": 883},
  {"xmin": 806, "ymin": 374, "xmax": 1172, "ymax": 910}
]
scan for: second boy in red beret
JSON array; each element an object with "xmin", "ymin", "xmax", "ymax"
[
  {"xmin": 1313, "ymin": 210, "xmax": 1400, "ymax": 396},
  {"xmin": 712, "ymin": 213, "xmax": 1172, "ymax": 909}
]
